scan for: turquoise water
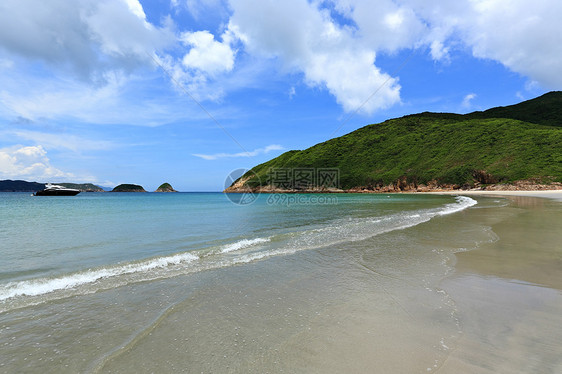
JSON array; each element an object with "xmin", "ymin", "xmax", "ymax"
[
  {"xmin": 0, "ymin": 192, "xmax": 474, "ymax": 310},
  {"xmin": 0, "ymin": 191, "xmax": 492, "ymax": 373}
]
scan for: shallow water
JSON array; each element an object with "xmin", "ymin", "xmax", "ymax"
[{"xmin": 1, "ymin": 193, "xmax": 559, "ymax": 373}]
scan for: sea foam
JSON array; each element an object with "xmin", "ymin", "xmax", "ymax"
[{"xmin": 0, "ymin": 252, "xmax": 199, "ymax": 301}]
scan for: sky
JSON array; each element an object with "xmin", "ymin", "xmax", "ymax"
[{"xmin": 0, "ymin": 0, "xmax": 560, "ymax": 191}]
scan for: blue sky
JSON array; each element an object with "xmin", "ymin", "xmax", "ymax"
[{"xmin": 0, "ymin": 0, "xmax": 559, "ymax": 191}]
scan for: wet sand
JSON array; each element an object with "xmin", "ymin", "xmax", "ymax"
[{"xmin": 438, "ymin": 194, "xmax": 562, "ymax": 373}]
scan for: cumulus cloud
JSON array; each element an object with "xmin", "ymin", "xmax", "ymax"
[
  {"xmin": 398, "ymin": 0, "xmax": 562, "ymax": 88},
  {"xmin": 2, "ymin": 0, "xmax": 562, "ymax": 122},
  {"xmin": 193, "ymin": 144, "xmax": 284, "ymax": 160},
  {"xmin": 227, "ymin": 0, "xmax": 401, "ymax": 114},
  {"xmin": 328, "ymin": 0, "xmax": 427, "ymax": 53},
  {"xmin": 0, "ymin": 0, "xmax": 174, "ymax": 82},
  {"xmin": 0, "ymin": 145, "xmax": 74, "ymax": 181},
  {"xmin": 0, "ymin": 0, "xmax": 196, "ymax": 124},
  {"xmin": 180, "ymin": 30, "xmax": 236, "ymax": 76}
]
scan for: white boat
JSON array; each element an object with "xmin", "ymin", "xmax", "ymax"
[{"xmin": 34, "ymin": 184, "xmax": 80, "ymax": 196}]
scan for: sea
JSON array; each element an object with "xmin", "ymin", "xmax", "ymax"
[{"xmin": 2, "ymin": 191, "xmax": 554, "ymax": 373}]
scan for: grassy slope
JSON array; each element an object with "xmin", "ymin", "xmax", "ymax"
[
  {"xmin": 240, "ymin": 93, "xmax": 562, "ymax": 190},
  {"xmin": 467, "ymin": 91, "xmax": 562, "ymax": 128}
]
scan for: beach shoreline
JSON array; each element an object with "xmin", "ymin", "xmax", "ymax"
[
  {"xmin": 435, "ymin": 194, "xmax": 562, "ymax": 373},
  {"xmin": 425, "ymin": 189, "xmax": 562, "ymax": 201}
]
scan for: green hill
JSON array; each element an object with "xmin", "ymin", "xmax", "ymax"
[
  {"xmin": 467, "ymin": 91, "xmax": 562, "ymax": 127},
  {"xmin": 227, "ymin": 92, "xmax": 562, "ymax": 192},
  {"xmin": 111, "ymin": 184, "xmax": 146, "ymax": 192},
  {"xmin": 155, "ymin": 183, "xmax": 178, "ymax": 192}
]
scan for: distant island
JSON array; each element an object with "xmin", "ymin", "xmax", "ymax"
[
  {"xmin": 226, "ymin": 92, "xmax": 562, "ymax": 193},
  {"xmin": 0, "ymin": 180, "xmax": 105, "ymax": 192},
  {"xmin": 155, "ymin": 183, "xmax": 177, "ymax": 192},
  {"xmin": 0, "ymin": 180, "xmax": 179, "ymax": 193},
  {"xmin": 112, "ymin": 184, "xmax": 146, "ymax": 192},
  {"xmin": 0, "ymin": 180, "xmax": 45, "ymax": 192}
]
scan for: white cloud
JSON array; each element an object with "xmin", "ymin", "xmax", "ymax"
[
  {"xmin": 227, "ymin": 0, "xmax": 401, "ymax": 114},
  {"xmin": 398, "ymin": 0, "xmax": 562, "ymax": 88},
  {"xmin": 329, "ymin": 0, "xmax": 427, "ymax": 52},
  {"xmin": 193, "ymin": 144, "xmax": 284, "ymax": 160},
  {"xmin": 2, "ymin": 0, "xmax": 561, "ymax": 122},
  {"xmin": 462, "ymin": 93, "xmax": 477, "ymax": 108},
  {"xmin": 0, "ymin": 0, "xmax": 197, "ymax": 124},
  {"xmin": 0, "ymin": 0, "xmax": 174, "ymax": 83},
  {"xmin": 180, "ymin": 31, "xmax": 236, "ymax": 76},
  {"xmin": 0, "ymin": 145, "xmax": 74, "ymax": 181}
]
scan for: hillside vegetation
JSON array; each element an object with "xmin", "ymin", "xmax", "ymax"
[
  {"xmin": 112, "ymin": 184, "xmax": 146, "ymax": 192},
  {"xmin": 230, "ymin": 92, "xmax": 562, "ymax": 191},
  {"xmin": 155, "ymin": 183, "xmax": 178, "ymax": 192}
]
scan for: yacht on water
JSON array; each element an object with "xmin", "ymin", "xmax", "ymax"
[{"xmin": 34, "ymin": 184, "xmax": 80, "ymax": 196}]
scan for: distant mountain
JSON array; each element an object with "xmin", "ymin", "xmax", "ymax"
[
  {"xmin": 0, "ymin": 180, "xmax": 105, "ymax": 192},
  {"xmin": 226, "ymin": 92, "xmax": 562, "ymax": 192},
  {"xmin": 112, "ymin": 184, "xmax": 146, "ymax": 192},
  {"xmin": 0, "ymin": 180, "xmax": 45, "ymax": 192}
]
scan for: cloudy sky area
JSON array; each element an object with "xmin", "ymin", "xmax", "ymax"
[{"xmin": 0, "ymin": 0, "xmax": 560, "ymax": 190}]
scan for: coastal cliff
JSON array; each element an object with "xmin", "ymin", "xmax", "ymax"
[{"xmin": 226, "ymin": 92, "xmax": 562, "ymax": 193}]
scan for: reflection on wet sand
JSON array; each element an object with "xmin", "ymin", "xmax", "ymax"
[{"xmin": 440, "ymin": 196, "xmax": 562, "ymax": 373}]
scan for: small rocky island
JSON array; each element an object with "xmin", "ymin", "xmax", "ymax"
[
  {"xmin": 155, "ymin": 183, "xmax": 177, "ymax": 192},
  {"xmin": 111, "ymin": 184, "xmax": 146, "ymax": 192}
]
